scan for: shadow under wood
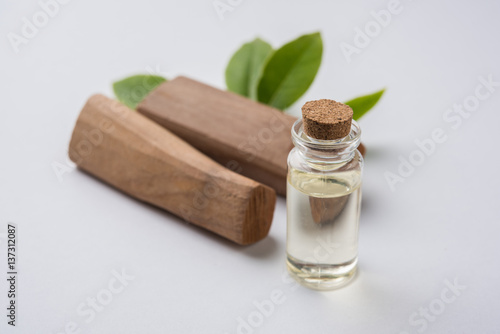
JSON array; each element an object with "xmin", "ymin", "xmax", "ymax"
[{"xmin": 75, "ymin": 167, "xmax": 279, "ymax": 258}]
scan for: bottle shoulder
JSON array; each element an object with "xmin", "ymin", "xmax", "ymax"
[{"xmin": 288, "ymin": 148, "xmax": 364, "ymax": 174}]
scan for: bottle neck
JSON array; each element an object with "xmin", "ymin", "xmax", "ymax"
[{"xmin": 291, "ymin": 119, "xmax": 361, "ymax": 168}]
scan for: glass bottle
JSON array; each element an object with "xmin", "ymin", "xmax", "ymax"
[{"xmin": 286, "ymin": 118, "xmax": 363, "ymax": 290}]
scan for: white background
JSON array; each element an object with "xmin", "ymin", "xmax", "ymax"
[{"xmin": 1, "ymin": 0, "xmax": 500, "ymax": 333}]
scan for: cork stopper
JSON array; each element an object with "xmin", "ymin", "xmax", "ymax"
[{"xmin": 301, "ymin": 99, "xmax": 353, "ymax": 140}]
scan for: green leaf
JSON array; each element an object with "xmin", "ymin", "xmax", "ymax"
[
  {"xmin": 225, "ymin": 38, "xmax": 273, "ymax": 100},
  {"xmin": 345, "ymin": 89, "xmax": 385, "ymax": 120},
  {"xmin": 113, "ymin": 75, "xmax": 167, "ymax": 109},
  {"xmin": 256, "ymin": 32, "xmax": 323, "ymax": 110}
]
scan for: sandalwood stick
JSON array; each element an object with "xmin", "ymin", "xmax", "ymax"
[{"xmin": 69, "ymin": 95, "xmax": 276, "ymax": 245}]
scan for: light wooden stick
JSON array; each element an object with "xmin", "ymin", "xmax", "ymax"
[
  {"xmin": 69, "ymin": 94, "xmax": 276, "ymax": 245},
  {"xmin": 138, "ymin": 76, "xmax": 297, "ymax": 196}
]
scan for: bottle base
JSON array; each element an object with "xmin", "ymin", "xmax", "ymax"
[{"xmin": 286, "ymin": 255, "xmax": 358, "ymax": 291}]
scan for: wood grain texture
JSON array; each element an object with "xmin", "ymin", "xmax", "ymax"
[
  {"xmin": 137, "ymin": 76, "xmax": 296, "ymax": 196},
  {"xmin": 69, "ymin": 94, "xmax": 276, "ymax": 245}
]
